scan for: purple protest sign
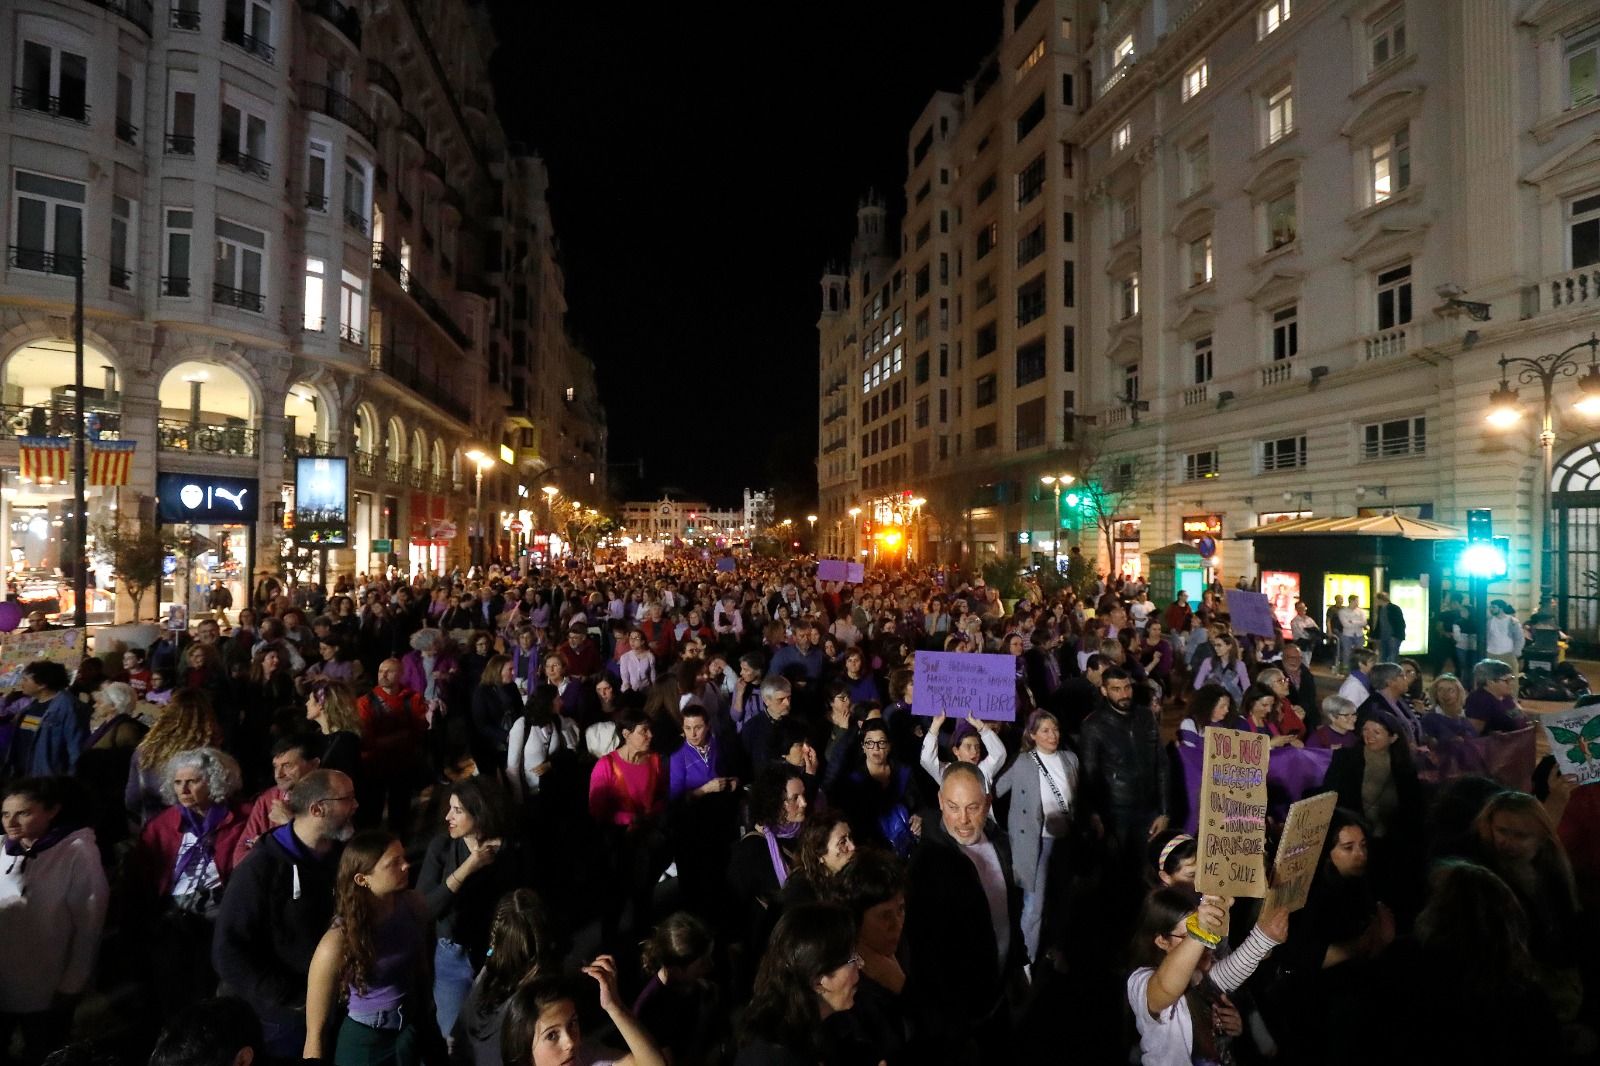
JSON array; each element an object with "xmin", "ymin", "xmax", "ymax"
[
  {"xmin": 1225, "ymin": 589, "xmax": 1278, "ymax": 638},
  {"xmin": 911, "ymin": 652, "xmax": 1017, "ymax": 721},
  {"xmin": 715, "ymin": 556, "xmax": 737, "ymax": 573},
  {"xmin": 816, "ymin": 559, "xmax": 848, "ymax": 582},
  {"xmin": 846, "ymin": 562, "xmax": 864, "ymax": 583}
]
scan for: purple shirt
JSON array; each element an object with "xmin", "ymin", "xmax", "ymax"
[
  {"xmin": 669, "ymin": 737, "xmax": 727, "ymax": 802},
  {"xmin": 1464, "ymin": 688, "xmax": 1522, "ymax": 733},
  {"xmin": 1422, "ymin": 711, "xmax": 1478, "ymax": 744}
]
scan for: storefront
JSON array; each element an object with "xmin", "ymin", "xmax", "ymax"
[
  {"xmin": 407, "ymin": 491, "xmax": 454, "ymax": 577},
  {"xmin": 0, "ymin": 469, "xmax": 117, "ymax": 622},
  {"xmin": 155, "ymin": 471, "xmax": 257, "ymax": 623},
  {"xmin": 1112, "ymin": 519, "xmax": 1142, "ymax": 579}
]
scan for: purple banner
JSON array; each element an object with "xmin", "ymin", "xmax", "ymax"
[
  {"xmin": 715, "ymin": 556, "xmax": 737, "ymax": 573},
  {"xmin": 1176, "ymin": 734, "xmax": 1332, "ymax": 835},
  {"xmin": 817, "ymin": 559, "xmax": 848, "ymax": 582},
  {"xmin": 911, "ymin": 651, "xmax": 1017, "ymax": 721},
  {"xmin": 1225, "ymin": 589, "xmax": 1277, "ymax": 638}
]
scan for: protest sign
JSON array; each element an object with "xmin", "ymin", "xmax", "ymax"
[
  {"xmin": 1194, "ymin": 726, "xmax": 1270, "ymax": 898},
  {"xmin": 1224, "ymin": 590, "xmax": 1277, "ymax": 638},
  {"xmin": 1544, "ymin": 709, "xmax": 1600, "ymax": 787},
  {"xmin": 816, "ymin": 559, "xmax": 849, "ymax": 582},
  {"xmin": 715, "ymin": 556, "xmax": 737, "ymax": 573},
  {"xmin": 846, "ymin": 562, "xmax": 864, "ymax": 583},
  {"xmin": 1268, "ymin": 791, "xmax": 1338, "ymax": 911},
  {"xmin": 625, "ymin": 542, "xmax": 665, "ymax": 562},
  {"xmin": 911, "ymin": 651, "xmax": 1017, "ymax": 721},
  {"xmin": 0, "ymin": 627, "xmax": 86, "ymax": 689}
]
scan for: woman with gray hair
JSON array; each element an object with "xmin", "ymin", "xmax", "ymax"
[
  {"xmin": 77, "ymin": 680, "xmax": 149, "ymax": 853},
  {"xmin": 131, "ymin": 746, "xmax": 250, "ymax": 1012}
]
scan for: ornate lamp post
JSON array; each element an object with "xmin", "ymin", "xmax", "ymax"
[{"xmin": 1039, "ymin": 473, "xmax": 1076, "ymax": 574}]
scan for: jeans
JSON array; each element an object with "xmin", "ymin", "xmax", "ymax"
[
  {"xmin": 1019, "ymin": 835, "xmax": 1055, "ymax": 964},
  {"xmin": 1378, "ymin": 637, "xmax": 1400, "ymax": 664},
  {"xmin": 1337, "ymin": 634, "xmax": 1361, "ymax": 671},
  {"xmin": 433, "ymin": 939, "xmax": 475, "ymax": 1047}
]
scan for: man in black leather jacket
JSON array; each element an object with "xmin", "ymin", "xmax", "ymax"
[{"xmin": 1079, "ymin": 666, "xmax": 1169, "ymax": 877}]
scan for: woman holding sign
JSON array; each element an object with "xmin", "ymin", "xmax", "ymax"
[{"xmin": 996, "ymin": 709, "xmax": 1079, "ymax": 966}]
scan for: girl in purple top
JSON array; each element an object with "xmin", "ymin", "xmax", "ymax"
[{"xmin": 305, "ymin": 830, "xmax": 432, "ymax": 1065}]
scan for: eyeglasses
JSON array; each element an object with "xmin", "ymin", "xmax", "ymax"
[{"xmin": 862, "ymin": 740, "xmax": 890, "ymax": 750}]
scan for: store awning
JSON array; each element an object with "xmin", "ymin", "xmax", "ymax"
[{"xmin": 1234, "ymin": 514, "xmax": 1465, "ymax": 540}]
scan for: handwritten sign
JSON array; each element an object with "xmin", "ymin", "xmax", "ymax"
[
  {"xmin": 1195, "ymin": 726, "xmax": 1270, "ymax": 898},
  {"xmin": 1268, "ymin": 791, "xmax": 1337, "ymax": 911},
  {"xmin": 911, "ymin": 652, "xmax": 1017, "ymax": 721},
  {"xmin": 626, "ymin": 542, "xmax": 665, "ymax": 562},
  {"xmin": 0, "ymin": 628, "xmax": 86, "ymax": 689},
  {"xmin": 1224, "ymin": 590, "xmax": 1277, "ymax": 638},
  {"xmin": 1544, "ymin": 709, "xmax": 1600, "ymax": 787}
]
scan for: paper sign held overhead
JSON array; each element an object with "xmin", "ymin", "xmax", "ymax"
[
  {"xmin": 1268, "ymin": 791, "xmax": 1338, "ymax": 911},
  {"xmin": 911, "ymin": 652, "xmax": 1017, "ymax": 722},
  {"xmin": 1224, "ymin": 589, "xmax": 1278, "ymax": 638},
  {"xmin": 1194, "ymin": 726, "xmax": 1270, "ymax": 898}
]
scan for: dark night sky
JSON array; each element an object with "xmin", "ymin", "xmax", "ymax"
[{"xmin": 487, "ymin": 1, "xmax": 1005, "ymax": 508}]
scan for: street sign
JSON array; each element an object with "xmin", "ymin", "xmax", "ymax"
[
  {"xmin": 509, "ymin": 519, "xmax": 525, "ymax": 533},
  {"xmin": 372, "ymin": 539, "xmax": 393, "ymax": 553},
  {"xmin": 1467, "ymin": 508, "xmax": 1493, "ymax": 542}
]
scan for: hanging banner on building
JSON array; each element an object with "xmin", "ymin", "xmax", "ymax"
[
  {"xmin": 1268, "ymin": 791, "xmax": 1338, "ymax": 912},
  {"xmin": 911, "ymin": 652, "xmax": 1017, "ymax": 721},
  {"xmin": 0, "ymin": 628, "xmax": 86, "ymax": 689},
  {"xmin": 88, "ymin": 440, "xmax": 137, "ymax": 486},
  {"xmin": 18, "ymin": 437, "xmax": 70, "ymax": 482},
  {"xmin": 1194, "ymin": 726, "xmax": 1270, "ymax": 898},
  {"xmin": 293, "ymin": 457, "xmax": 349, "ymax": 546}
]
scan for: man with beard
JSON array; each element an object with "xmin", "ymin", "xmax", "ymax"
[
  {"xmin": 212, "ymin": 769, "xmax": 357, "ymax": 1059},
  {"xmin": 1079, "ymin": 667, "xmax": 1168, "ymax": 884}
]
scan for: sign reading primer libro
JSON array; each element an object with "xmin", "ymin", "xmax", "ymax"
[
  {"xmin": 293, "ymin": 457, "xmax": 349, "ymax": 546},
  {"xmin": 1195, "ymin": 726, "xmax": 1270, "ymax": 898},
  {"xmin": 911, "ymin": 652, "xmax": 1017, "ymax": 721}
]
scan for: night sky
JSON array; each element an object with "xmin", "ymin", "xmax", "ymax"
[{"xmin": 487, "ymin": 0, "xmax": 1005, "ymax": 509}]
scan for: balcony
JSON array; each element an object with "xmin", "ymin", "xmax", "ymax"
[
  {"xmin": 1532, "ymin": 266, "xmax": 1600, "ymax": 316},
  {"xmin": 11, "ymin": 86, "xmax": 89, "ymax": 124},
  {"xmin": 1364, "ymin": 327, "xmax": 1408, "ymax": 361},
  {"xmin": 161, "ymin": 274, "xmax": 191, "ymax": 297},
  {"xmin": 165, "ymin": 133, "xmax": 196, "ymax": 156},
  {"xmin": 299, "ymin": 0, "xmax": 361, "ymax": 47},
  {"xmin": 301, "ymin": 81, "xmax": 376, "ymax": 144},
  {"xmin": 218, "ymin": 143, "xmax": 271, "ymax": 179},
  {"xmin": 370, "ymin": 243, "xmax": 472, "ymax": 349},
  {"xmin": 344, "ymin": 206, "xmax": 368, "ymax": 235},
  {"xmin": 285, "ymin": 435, "xmax": 337, "ymax": 458},
  {"xmin": 8, "ymin": 246, "xmax": 82, "ymax": 277},
  {"xmin": 338, "ymin": 322, "xmax": 365, "ymax": 346},
  {"xmin": 222, "ymin": 20, "xmax": 275, "ymax": 64},
  {"xmin": 399, "ymin": 111, "xmax": 426, "ymax": 148},
  {"xmin": 115, "ymin": 118, "xmax": 138, "ymax": 146},
  {"xmin": 1, "ymin": 402, "xmax": 122, "ymax": 441},
  {"xmin": 169, "ymin": 4, "xmax": 200, "ymax": 30},
  {"xmin": 383, "ymin": 459, "xmax": 404, "ymax": 483},
  {"xmin": 78, "ymin": 0, "xmax": 155, "ymax": 33},
  {"xmin": 366, "ymin": 58, "xmax": 401, "ymax": 106},
  {"xmin": 368, "ymin": 343, "xmax": 473, "ymax": 424},
  {"xmin": 212, "ymin": 282, "xmax": 264, "ymax": 313},
  {"xmin": 354, "ymin": 449, "xmax": 378, "ymax": 477},
  {"xmin": 157, "ymin": 418, "xmax": 259, "ymax": 457},
  {"xmin": 307, "ymin": 191, "xmax": 329, "ymax": 211},
  {"xmin": 1261, "ymin": 360, "xmax": 1295, "ymax": 387},
  {"xmin": 1181, "ymin": 384, "xmax": 1209, "ymax": 407},
  {"xmin": 1102, "ymin": 405, "xmax": 1130, "ymax": 427}
]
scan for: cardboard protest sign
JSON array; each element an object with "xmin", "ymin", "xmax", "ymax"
[
  {"xmin": 625, "ymin": 542, "xmax": 665, "ymax": 562},
  {"xmin": 1544, "ymin": 709, "xmax": 1600, "ymax": 787},
  {"xmin": 816, "ymin": 559, "xmax": 849, "ymax": 582},
  {"xmin": 911, "ymin": 651, "xmax": 1017, "ymax": 721},
  {"xmin": 1268, "ymin": 791, "xmax": 1338, "ymax": 911},
  {"xmin": 1194, "ymin": 726, "xmax": 1270, "ymax": 898},
  {"xmin": 846, "ymin": 562, "xmax": 864, "ymax": 583},
  {"xmin": 1224, "ymin": 590, "xmax": 1277, "ymax": 638},
  {"xmin": 0, "ymin": 627, "xmax": 86, "ymax": 689}
]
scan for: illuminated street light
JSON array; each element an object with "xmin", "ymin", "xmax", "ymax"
[
  {"xmin": 1039, "ymin": 473, "xmax": 1076, "ymax": 573},
  {"xmin": 464, "ymin": 448, "xmax": 496, "ymax": 569}
]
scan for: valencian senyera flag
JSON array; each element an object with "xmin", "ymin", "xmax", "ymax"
[
  {"xmin": 88, "ymin": 439, "xmax": 136, "ymax": 486},
  {"xmin": 18, "ymin": 436, "xmax": 70, "ymax": 482}
]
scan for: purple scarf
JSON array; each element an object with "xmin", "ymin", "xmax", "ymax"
[
  {"xmin": 173, "ymin": 804, "xmax": 226, "ymax": 884},
  {"xmin": 3, "ymin": 826, "xmax": 69, "ymax": 878},
  {"xmin": 763, "ymin": 821, "xmax": 802, "ymax": 888}
]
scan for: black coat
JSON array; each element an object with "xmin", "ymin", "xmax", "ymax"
[
  {"xmin": 1321, "ymin": 745, "xmax": 1423, "ymax": 846},
  {"xmin": 1079, "ymin": 703, "xmax": 1168, "ymax": 818}
]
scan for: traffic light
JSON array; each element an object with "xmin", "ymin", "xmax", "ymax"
[{"xmin": 1458, "ymin": 538, "xmax": 1509, "ymax": 578}]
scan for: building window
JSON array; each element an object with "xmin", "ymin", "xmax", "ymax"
[
  {"xmin": 1114, "ymin": 193, "xmax": 1139, "ymax": 241},
  {"xmin": 915, "ymin": 221, "xmax": 931, "ymax": 250},
  {"xmin": 1376, "ymin": 262, "xmax": 1412, "ymax": 329},
  {"xmin": 1192, "ymin": 334, "xmax": 1213, "ymax": 384},
  {"xmin": 215, "ymin": 217, "xmax": 266, "ymax": 310},
  {"xmin": 1260, "ymin": 435, "xmax": 1307, "ymax": 472},
  {"xmin": 976, "ymin": 274, "xmax": 997, "ymax": 308},
  {"xmin": 1018, "ymin": 221, "xmax": 1045, "ymax": 266},
  {"xmin": 167, "ymin": 80, "xmax": 196, "ymax": 153},
  {"xmin": 1188, "ymin": 233, "xmax": 1214, "ymax": 288},
  {"xmin": 1016, "ymin": 396, "xmax": 1047, "ymax": 449},
  {"xmin": 1017, "ymin": 338, "xmax": 1047, "ymax": 386},
  {"xmin": 339, "ymin": 269, "xmax": 364, "ymax": 343},
  {"xmin": 1184, "ymin": 449, "xmax": 1220, "ymax": 481},
  {"xmin": 976, "ymin": 322, "xmax": 998, "ymax": 358},
  {"xmin": 343, "ymin": 159, "xmax": 369, "ymax": 233},
  {"xmin": 914, "ymin": 351, "xmax": 930, "ymax": 384},
  {"xmin": 1271, "ymin": 303, "xmax": 1299, "ymax": 361},
  {"xmin": 1266, "ymin": 188, "xmax": 1297, "ymax": 249},
  {"xmin": 1569, "ymin": 24, "xmax": 1600, "ymax": 109},
  {"xmin": 1062, "ymin": 72, "xmax": 1074, "ymax": 105},
  {"xmin": 220, "ymin": 100, "xmax": 271, "ymax": 176},
  {"xmin": 915, "ymin": 396, "xmax": 929, "ymax": 428},
  {"xmin": 1017, "ymin": 274, "xmax": 1046, "ymax": 325},
  {"xmin": 1361, "ymin": 415, "xmax": 1425, "ymax": 460},
  {"xmin": 307, "ymin": 140, "xmax": 330, "ymax": 210},
  {"xmin": 1367, "ymin": 5, "xmax": 1406, "ymax": 73},
  {"xmin": 974, "ymin": 422, "xmax": 998, "ymax": 450},
  {"xmin": 1182, "ymin": 58, "xmax": 1209, "ymax": 101},
  {"xmin": 115, "ymin": 71, "xmax": 136, "ymax": 144},
  {"xmin": 1266, "ymin": 82, "xmax": 1294, "ymax": 144},
  {"xmin": 1063, "ymin": 325, "xmax": 1075, "ymax": 371},
  {"xmin": 1182, "ymin": 137, "xmax": 1211, "ymax": 197},
  {"xmin": 1063, "ymin": 260, "xmax": 1075, "ymax": 307},
  {"xmin": 1062, "ymin": 211, "xmax": 1074, "ymax": 242},
  {"xmin": 109, "ymin": 196, "xmax": 134, "ymax": 289},
  {"xmin": 914, "ymin": 309, "xmax": 930, "ymax": 339},
  {"xmin": 303, "ymin": 257, "xmax": 325, "ymax": 330},
  {"xmin": 915, "ymin": 265, "xmax": 930, "ymax": 297},
  {"xmin": 1124, "ymin": 363, "xmax": 1141, "ymax": 402},
  {"xmin": 1113, "ymin": 33, "xmax": 1135, "ymax": 67},
  {"xmin": 9, "ymin": 170, "xmax": 85, "ymax": 272},
  {"xmin": 976, "ymin": 220, "xmax": 998, "ymax": 260},
  {"xmin": 1117, "ymin": 272, "xmax": 1140, "ymax": 320},
  {"xmin": 977, "ymin": 173, "xmax": 996, "ymax": 203},
  {"xmin": 1369, "ymin": 127, "xmax": 1410, "ymax": 204},
  {"xmin": 1016, "ymin": 93, "xmax": 1045, "ymax": 140},
  {"xmin": 1112, "ymin": 121, "xmax": 1132, "ymax": 153},
  {"xmin": 16, "ymin": 37, "xmax": 89, "ymax": 122},
  {"xmin": 224, "ymin": 0, "xmax": 274, "ymax": 57},
  {"xmin": 1569, "ymin": 191, "xmax": 1600, "ymax": 268},
  {"xmin": 1017, "ymin": 37, "xmax": 1045, "ymax": 79},
  {"xmin": 1062, "ymin": 390, "xmax": 1077, "ymax": 440},
  {"xmin": 1016, "ymin": 155, "xmax": 1046, "ymax": 207},
  {"xmin": 163, "ymin": 208, "xmax": 192, "ymax": 296},
  {"xmin": 1259, "ymin": 0, "xmax": 1291, "ymax": 38}
]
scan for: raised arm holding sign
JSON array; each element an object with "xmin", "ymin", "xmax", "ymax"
[{"xmin": 911, "ymin": 651, "xmax": 1017, "ymax": 722}]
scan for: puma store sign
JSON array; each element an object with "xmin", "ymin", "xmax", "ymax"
[{"xmin": 156, "ymin": 472, "xmax": 261, "ymax": 524}]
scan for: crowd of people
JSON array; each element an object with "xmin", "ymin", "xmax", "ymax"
[{"xmin": 0, "ymin": 554, "xmax": 1594, "ymax": 1065}]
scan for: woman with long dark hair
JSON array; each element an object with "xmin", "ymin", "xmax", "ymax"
[
  {"xmin": 498, "ymin": 963, "xmax": 665, "ymax": 1066},
  {"xmin": 633, "ymin": 912, "xmax": 722, "ymax": 1065},
  {"xmin": 784, "ymin": 809, "xmax": 857, "ymax": 904},
  {"xmin": 305, "ymin": 830, "xmax": 434, "ymax": 1065},
  {"xmin": 470, "ymin": 654, "xmax": 519, "ymax": 777},
  {"xmin": 587, "ymin": 708, "xmax": 668, "ymax": 950},
  {"xmin": 453, "ymin": 888, "xmax": 557, "ymax": 1066},
  {"xmin": 729, "ymin": 764, "xmax": 809, "ymax": 946},
  {"xmin": 734, "ymin": 903, "xmax": 861, "ymax": 1065}
]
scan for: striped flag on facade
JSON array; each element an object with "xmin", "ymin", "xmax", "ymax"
[
  {"xmin": 17, "ymin": 436, "xmax": 70, "ymax": 482},
  {"xmin": 89, "ymin": 439, "xmax": 136, "ymax": 486}
]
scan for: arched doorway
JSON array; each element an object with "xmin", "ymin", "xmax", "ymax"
[
  {"xmin": 385, "ymin": 416, "xmax": 406, "ymax": 473},
  {"xmin": 157, "ymin": 360, "xmax": 256, "ymax": 456},
  {"xmin": 284, "ymin": 382, "xmax": 334, "ymax": 453},
  {"xmin": 1553, "ymin": 441, "xmax": 1600, "ymax": 654}
]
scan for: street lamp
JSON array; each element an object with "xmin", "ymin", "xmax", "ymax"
[
  {"xmin": 465, "ymin": 449, "xmax": 496, "ymax": 570},
  {"xmin": 1484, "ymin": 333, "xmax": 1600, "ymax": 604},
  {"xmin": 847, "ymin": 506, "xmax": 861, "ymax": 559},
  {"xmin": 907, "ymin": 497, "xmax": 926, "ymax": 565},
  {"xmin": 1040, "ymin": 473, "xmax": 1076, "ymax": 574},
  {"xmin": 540, "ymin": 484, "xmax": 560, "ymax": 559}
]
